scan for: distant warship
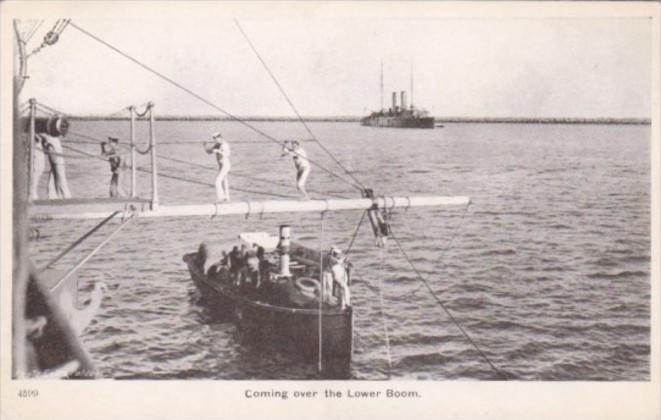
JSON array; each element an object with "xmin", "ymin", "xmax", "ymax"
[
  {"xmin": 361, "ymin": 90, "xmax": 435, "ymax": 129},
  {"xmin": 361, "ymin": 62, "xmax": 434, "ymax": 129}
]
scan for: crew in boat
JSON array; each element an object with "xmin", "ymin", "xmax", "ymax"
[
  {"xmin": 245, "ymin": 247, "xmax": 261, "ymax": 288},
  {"xmin": 322, "ymin": 246, "xmax": 351, "ymax": 309},
  {"xmin": 228, "ymin": 245, "xmax": 241, "ymax": 284},
  {"xmin": 281, "ymin": 140, "xmax": 310, "ymax": 199},
  {"xmin": 204, "ymin": 132, "xmax": 231, "ymax": 202},
  {"xmin": 101, "ymin": 137, "xmax": 126, "ymax": 198}
]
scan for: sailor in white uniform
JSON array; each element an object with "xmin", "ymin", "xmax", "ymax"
[
  {"xmin": 205, "ymin": 131, "xmax": 231, "ymax": 202},
  {"xmin": 282, "ymin": 140, "xmax": 310, "ymax": 199},
  {"xmin": 322, "ymin": 246, "xmax": 351, "ymax": 309}
]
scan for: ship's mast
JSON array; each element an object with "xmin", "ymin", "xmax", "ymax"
[
  {"xmin": 410, "ymin": 62, "xmax": 414, "ymax": 109},
  {"xmin": 380, "ymin": 61, "xmax": 384, "ymax": 111}
]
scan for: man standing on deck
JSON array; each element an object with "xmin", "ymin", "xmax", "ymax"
[
  {"xmin": 205, "ymin": 132, "xmax": 231, "ymax": 202},
  {"xmin": 281, "ymin": 140, "xmax": 310, "ymax": 199},
  {"xmin": 101, "ymin": 137, "xmax": 126, "ymax": 198},
  {"xmin": 322, "ymin": 246, "xmax": 351, "ymax": 309}
]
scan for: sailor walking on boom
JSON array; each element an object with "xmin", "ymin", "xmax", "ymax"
[
  {"xmin": 205, "ymin": 132, "xmax": 231, "ymax": 202},
  {"xmin": 282, "ymin": 140, "xmax": 310, "ymax": 199},
  {"xmin": 101, "ymin": 137, "xmax": 126, "ymax": 198}
]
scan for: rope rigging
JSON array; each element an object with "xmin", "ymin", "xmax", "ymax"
[
  {"xmin": 401, "ymin": 205, "xmax": 473, "ymax": 299},
  {"xmin": 27, "ymin": 19, "xmax": 70, "ymax": 58},
  {"xmin": 234, "ymin": 19, "xmax": 366, "ymax": 191},
  {"xmin": 376, "ymin": 246, "xmax": 393, "ymax": 378},
  {"xmin": 67, "ymin": 21, "xmax": 365, "ymax": 193},
  {"xmin": 64, "ymin": 132, "xmax": 344, "ymax": 199},
  {"xmin": 389, "ymin": 225, "xmax": 510, "ymax": 379},
  {"xmin": 40, "ymin": 211, "xmax": 120, "ymax": 271},
  {"xmin": 344, "ymin": 210, "xmax": 367, "ymax": 256},
  {"xmin": 63, "ymin": 127, "xmax": 350, "ymax": 199},
  {"xmin": 317, "ymin": 211, "xmax": 326, "ymax": 373},
  {"xmin": 34, "ymin": 102, "xmax": 321, "ymax": 199},
  {"xmin": 49, "ymin": 211, "xmax": 135, "ymax": 292},
  {"xmin": 60, "ymin": 143, "xmax": 296, "ymax": 199},
  {"xmin": 24, "ymin": 20, "xmax": 45, "ymax": 44}
]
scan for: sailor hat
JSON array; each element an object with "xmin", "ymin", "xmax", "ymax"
[{"xmin": 330, "ymin": 246, "xmax": 345, "ymax": 261}]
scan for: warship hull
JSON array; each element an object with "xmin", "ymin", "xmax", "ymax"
[{"xmin": 361, "ymin": 115, "xmax": 435, "ymax": 129}]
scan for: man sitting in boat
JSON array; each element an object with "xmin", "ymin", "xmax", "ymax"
[
  {"xmin": 228, "ymin": 246, "xmax": 241, "ymax": 284},
  {"xmin": 244, "ymin": 247, "xmax": 261, "ymax": 288},
  {"xmin": 207, "ymin": 250, "xmax": 230, "ymax": 279},
  {"xmin": 322, "ymin": 247, "xmax": 351, "ymax": 309}
]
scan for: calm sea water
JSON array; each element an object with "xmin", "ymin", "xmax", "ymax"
[{"xmin": 30, "ymin": 121, "xmax": 650, "ymax": 380}]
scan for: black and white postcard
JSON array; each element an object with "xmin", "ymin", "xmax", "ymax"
[{"xmin": 1, "ymin": 2, "xmax": 659, "ymax": 419}]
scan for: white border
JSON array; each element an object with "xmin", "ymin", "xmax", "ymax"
[{"xmin": 1, "ymin": 2, "xmax": 659, "ymax": 420}]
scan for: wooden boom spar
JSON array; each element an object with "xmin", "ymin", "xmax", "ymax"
[{"xmin": 30, "ymin": 195, "xmax": 471, "ymax": 220}]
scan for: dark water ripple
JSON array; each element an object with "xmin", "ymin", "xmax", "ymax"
[{"xmin": 29, "ymin": 122, "xmax": 650, "ymax": 380}]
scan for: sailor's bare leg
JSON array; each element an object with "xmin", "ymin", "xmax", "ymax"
[
  {"xmin": 296, "ymin": 166, "xmax": 310, "ymax": 199},
  {"xmin": 214, "ymin": 169, "xmax": 225, "ymax": 201},
  {"xmin": 30, "ymin": 141, "xmax": 45, "ymax": 200},
  {"xmin": 47, "ymin": 169, "xmax": 58, "ymax": 199},
  {"xmin": 48, "ymin": 137, "xmax": 72, "ymax": 198},
  {"xmin": 322, "ymin": 272, "xmax": 333, "ymax": 304},
  {"xmin": 116, "ymin": 173, "xmax": 126, "ymax": 197},
  {"xmin": 222, "ymin": 174, "xmax": 230, "ymax": 202},
  {"xmin": 216, "ymin": 162, "xmax": 230, "ymax": 201},
  {"xmin": 109, "ymin": 174, "xmax": 119, "ymax": 198}
]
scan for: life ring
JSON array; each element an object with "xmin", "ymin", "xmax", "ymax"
[{"xmin": 294, "ymin": 277, "xmax": 320, "ymax": 296}]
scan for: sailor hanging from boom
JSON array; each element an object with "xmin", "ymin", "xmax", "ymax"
[
  {"xmin": 204, "ymin": 131, "xmax": 231, "ymax": 202},
  {"xmin": 363, "ymin": 189, "xmax": 392, "ymax": 247}
]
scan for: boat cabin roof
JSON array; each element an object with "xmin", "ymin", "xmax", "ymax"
[{"xmin": 239, "ymin": 232, "xmax": 279, "ymax": 252}]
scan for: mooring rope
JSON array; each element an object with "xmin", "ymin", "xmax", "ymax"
[
  {"xmin": 377, "ymin": 246, "xmax": 393, "ymax": 378},
  {"xmin": 68, "ymin": 21, "xmax": 364, "ymax": 193},
  {"xmin": 344, "ymin": 210, "xmax": 367, "ymax": 256},
  {"xmin": 401, "ymin": 204, "xmax": 472, "ymax": 299},
  {"xmin": 39, "ymin": 211, "xmax": 120, "ymax": 271},
  {"xmin": 317, "ymin": 211, "xmax": 326, "ymax": 373},
  {"xmin": 389, "ymin": 228, "xmax": 508, "ymax": 379},
  {"xmin": 234, "ymin": 19, "xmax": 366, "ymax": 191},
  {"xmin": 50, "ymin": 212, "xmax": 135, "ymax": 292}
]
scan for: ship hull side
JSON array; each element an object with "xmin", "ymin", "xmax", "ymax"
[{"xmin": 361, "ymin": 116, "xmax": 435, "ymax": 129}]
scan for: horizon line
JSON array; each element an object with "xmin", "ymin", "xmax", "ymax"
[{"xmin": 66, "ymin": 115, "xmax": 652, "ymax": 125}]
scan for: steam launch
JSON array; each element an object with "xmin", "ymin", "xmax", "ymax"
[{"xmin": 361, "ymin": 63, "xmax": 435, "ymax": 129}]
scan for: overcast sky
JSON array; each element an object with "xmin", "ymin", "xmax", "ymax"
[{"xmin": 18, "ymin": 17, "xmax": 651, "ymax": 118}]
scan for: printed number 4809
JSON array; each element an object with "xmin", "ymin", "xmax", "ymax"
[{"xmin": 18, "ymin": 389, "xmax": 39, "ymax": 398}]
